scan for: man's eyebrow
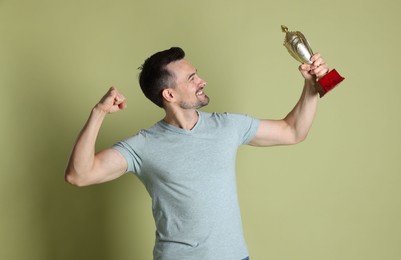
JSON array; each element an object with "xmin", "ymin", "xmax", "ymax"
[{"xmin": 188, "ymin": 69, "xmax": 198, "ymax": 80}]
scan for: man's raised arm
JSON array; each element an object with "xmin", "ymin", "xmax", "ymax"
[
  {"xmin": 65, "ymin": 87, "xmax": 128, "ymax": 187},
  {"xmin": 250, "ymin": 53, "xmax": 329, "ymax": 147}
]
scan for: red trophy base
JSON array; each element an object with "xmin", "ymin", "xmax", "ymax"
[{"xmin": 316, "ymin": 69, "xmax": 345, "ymax": 97}]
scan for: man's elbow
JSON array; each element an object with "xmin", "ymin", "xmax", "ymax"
[
  {"xmin": 292, "ymin": 132, "xmax": 309, "ymax": 145},
  {"xmin": 64, "ymin": 172, "xmax": 80, "ymax": 187},
  {"xmin": 64, "ymin": 169, "xmax": 89, "ymax": 187}
]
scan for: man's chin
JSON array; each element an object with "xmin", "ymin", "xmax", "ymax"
[{"xmin": 199, "ymin": 96, "xmax": 210, "ymax": 107}]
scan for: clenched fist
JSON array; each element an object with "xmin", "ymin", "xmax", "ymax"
[
  {"xmin": 96, "ymin": 87, "xmax": 127, "ymax": 114},
  {"xmin": 299, "ymin": 53, "xmax": 329, "ymax": 83}
]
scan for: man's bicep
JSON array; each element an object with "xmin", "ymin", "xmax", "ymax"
[
  {"xmin": 249, "ymin": 119, "xmax": 295, "ymax": 147},
  {"xmin": 93, "ymin": 148, "xmax": 128, "ymax": 184}
]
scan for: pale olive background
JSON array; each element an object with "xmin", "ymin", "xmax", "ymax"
[{"xmin": 1, "ymin": 0, "xmax": 400, "ymax": 259}]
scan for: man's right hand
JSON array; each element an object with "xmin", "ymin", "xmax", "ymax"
[{"xmin": 96, "ymin": 87, "xmax": 127, "ymax": 114}]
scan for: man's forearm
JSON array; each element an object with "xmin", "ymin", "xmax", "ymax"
[
  {"xmin": 284, "ymin": 80, "xmax": 319, "ymax": 142},
  {"xmin": 65, "ymin": 106, "xmax": 107, "ymax": 182}
]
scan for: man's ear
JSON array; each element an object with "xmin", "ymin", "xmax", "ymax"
[{"xmin": 162, "ymin": 88, "xmax": 175, "ymax": 103}]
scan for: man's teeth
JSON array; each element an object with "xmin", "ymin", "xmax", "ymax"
[{"xmin": 196, "ymin": 91, "xmax": 204, "ymax": 96}]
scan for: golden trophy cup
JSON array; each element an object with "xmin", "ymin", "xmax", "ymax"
[{"xmin": 281, "ymin": 25, "xmax": 344, "ymax": 97}]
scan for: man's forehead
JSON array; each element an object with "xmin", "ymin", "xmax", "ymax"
[{"xmin": 167, "ymin": 59, "xmax": 195, "ymax": 74}]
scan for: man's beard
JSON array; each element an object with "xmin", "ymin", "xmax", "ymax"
[{"xmin": 179, "ymin": 95, "xmax": 210, "ymax": 109}]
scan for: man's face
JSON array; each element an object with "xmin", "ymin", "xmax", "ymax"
[{"xmin": 166, "ymin": 59, "xmax": 209, "ymax": 109}]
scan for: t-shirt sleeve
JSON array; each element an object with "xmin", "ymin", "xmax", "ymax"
[
  {"xmin": 112, "ymin": 131, "xmax": 146, "ymax": 174},
  {"xmin": 227, "ymin": 113, "xmax": 260, "ymax": 145}
]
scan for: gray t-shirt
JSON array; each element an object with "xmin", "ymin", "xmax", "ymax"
[{"xmin": 113, "ymin": 111, "xmax": 260, "ymax": 260}]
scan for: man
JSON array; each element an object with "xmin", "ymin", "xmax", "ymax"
[{"xmin": 65, "ymin": 47, "xmax": 329, "ymax": 260}]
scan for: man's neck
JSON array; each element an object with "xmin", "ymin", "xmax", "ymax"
[{"xmin": 163, "ymin": 109, "xmax": 199, "ymax": 130}]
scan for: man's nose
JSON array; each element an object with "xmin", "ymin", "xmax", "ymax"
[{"xmin": 198, "ymin": 77, "xmax": 206, "ymax": 87}]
